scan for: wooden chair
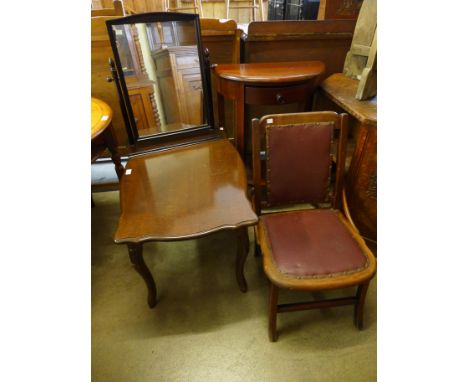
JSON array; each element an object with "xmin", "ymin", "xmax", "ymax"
[
  {"xmin": 251, "ymin": 111, "xmax": 376, "ymax": 341},
  {"xmin": 164, "ymin": 0, "xmax": 204, "ymax": 17},
  {"xmin": 226, "ymin": 0, "xmax": 264, "ymax": 22}
]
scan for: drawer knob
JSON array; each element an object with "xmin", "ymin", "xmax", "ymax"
[{"xmin": 276, "ymin": 93, "xmax": 285, "ymax": 104}]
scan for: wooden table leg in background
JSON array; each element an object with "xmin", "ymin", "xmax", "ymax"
[
  {"xmin": 102, "ymin": 122, "xmax": 124, "ymax": 180},
  {"xmin": 236, "ymin": 227, "xmax": 249, "ymax": 293},
  {"xmin": 217, "ymin": 92, "xmax": 225, "ymax": 129},
  {"xmin": 234, "ymin": 84, "xmax": 245, "ymax": 158},
  {"xmin": 127, "ymin": 243, "xmax": 157, "ymax": 308}
]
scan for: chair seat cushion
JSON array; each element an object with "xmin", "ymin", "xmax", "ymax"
[{"xmin": 261, "ymin": 209, "xmax": 368, "ymax": 278}]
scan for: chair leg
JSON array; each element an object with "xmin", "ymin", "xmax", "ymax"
[
  {"xmin": 268, "ymin": 282, "xmax": 279, "ymax": 342},
  {"xmin": 354, "ymin": 282, "xmax": 370, "ymax": 330}
]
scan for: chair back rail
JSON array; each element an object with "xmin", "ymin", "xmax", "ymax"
[{"xmin": 251, "ymin": 111, "xmax": 348, "ymax": 213}]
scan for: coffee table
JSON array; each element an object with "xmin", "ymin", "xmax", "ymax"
[{"xmin": 114, "ymin": 139, "xmax": 258, "ymax": 308}]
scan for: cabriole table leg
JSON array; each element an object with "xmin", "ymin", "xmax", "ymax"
[
  {"xmin": 127, "ymin": 243, "xmax": 157, "ymax": 308},
  {"xmin": 236, "ymin": 227, "xmax": 249, "ymax": 292}
]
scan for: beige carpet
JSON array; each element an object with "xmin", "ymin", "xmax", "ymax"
[{"xmin": 92, "ymin": 191, "xmax": 376, "ymax": 381}]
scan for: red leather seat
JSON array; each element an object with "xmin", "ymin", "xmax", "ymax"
[
  {"xmin": 261, "ymin": 209, "xmax": 368, "ymax": 279},
  {"xmin": 251, "ymin": 111, "xmax": 376, "ymax": 341}
]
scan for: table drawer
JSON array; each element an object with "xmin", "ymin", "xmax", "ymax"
[{"xmin": 245, "ymin": 83, "xmax": 310, "ymax": 105}]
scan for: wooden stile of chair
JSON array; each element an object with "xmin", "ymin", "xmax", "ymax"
[{"xmin": 251, "ymin": 111, "xmax": 376, "ymax": 341}]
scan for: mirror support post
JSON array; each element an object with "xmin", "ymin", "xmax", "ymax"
[{"xmin": 109, "ymin": 58, "xmax": 136, "ymax": 145}]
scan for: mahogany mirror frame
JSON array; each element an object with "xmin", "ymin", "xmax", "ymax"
[{"xmin": 106, "ymin": 12, "xmax": 215, "ymax": 147}]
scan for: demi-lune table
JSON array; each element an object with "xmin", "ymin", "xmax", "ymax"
[
  {"xmin": 212, "ymin": 61, "xmax": 325, "ymax": 157},
  {"xmin": 114, "ymin": 139, "xmax": 258, "ymax": 308}
]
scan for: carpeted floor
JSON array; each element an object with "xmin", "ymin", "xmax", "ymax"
[{"xmin": 91, "ymin": 191, "xmax": 376, "ymax": 381}]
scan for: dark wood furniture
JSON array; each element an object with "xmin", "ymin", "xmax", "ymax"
[
  {"xmin": 200, "ymin": 18, "xmax": 243, "ymax": 141},
  {"xmin": 91, "ymin": 97, "xmax": 124, "ymax": 179},
  {"xmin": 251, "ymin": 111, "xmax": 376, "ymax": 341},
  {"xmin": 114, "ymin": 139, "xmax": 258, "ymax": 308},
  {"xmin": 212, "ymin": 61, "xmax": 325, "ymax": 157},
  {"xmin": 315, "ymin": 73, "xmax": 376, "ymax": 244},
  {"xmin": 200, "ymin": 18, "xmax": 242, "ymax": 65},
  {"xmin": 243, "ymin": 20, "xmax": 356, "ymax": 80},
  {"xmin": 106, "ymin": 12, "xmax": 219, "ymax": 155}
]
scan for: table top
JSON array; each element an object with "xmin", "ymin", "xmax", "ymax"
[
  {"xmin": 320, "ymin": 73, "xmax": 377, "ymax": 126},
  {"xmin": 114, "ymin": 139, "xmax": 258, "ymax": 243},
  {"xmin": 213, "ymin": 61, "xmax": 325, "ymax": 84},
  {"xmin": 91, "ymin": 97, "xmax": 113, "ymax": 140}
]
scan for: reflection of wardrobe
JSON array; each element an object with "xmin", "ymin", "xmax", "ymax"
[
  {"xmin": 152, "ymin": 46, "xmax": 203, "ymax": 126},
  {"xmin": 114, "ymin": 24, "xmax": 161, "ymax": 133}
]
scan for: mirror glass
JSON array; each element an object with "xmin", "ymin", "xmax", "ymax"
[{"xmin": 111, "ymin": 19, "xmax": 206, "ymax": 139}]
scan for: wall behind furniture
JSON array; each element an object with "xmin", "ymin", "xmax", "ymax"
[{"xmin": 98, "ymin": 0, "xmax": 266, "ymax": 23}]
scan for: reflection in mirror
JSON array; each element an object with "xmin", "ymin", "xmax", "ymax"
[{"xmin": 111, "ymin": 19, "xmax": 205, "ymax": 138}]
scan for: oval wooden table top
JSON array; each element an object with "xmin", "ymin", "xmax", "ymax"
[
  {"xmin": 91, "ymin": 97, "xmax": 113, "ymax": 140},
  {"xmin": 114, "ymin": 139, "xmax": 258, "ymax": 244},
  {"xmin": 213, "ymin": 61, "xmax": 325, "ymax": 84}
]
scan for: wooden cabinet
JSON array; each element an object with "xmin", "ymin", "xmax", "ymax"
[
  {"xmin": 315, "ymin": 73, "xmax": 376, "ymax": 244},
  {"xmin": 127, "ymin": 81, "xmax": 160, "ymax": 135},
  {"xmin": 152, "ymin": 46, "xmax": 203, "ymax": 126},
  {"xmin": 113, "ymin": 23, "xmax": 163, "ymax": 137}
]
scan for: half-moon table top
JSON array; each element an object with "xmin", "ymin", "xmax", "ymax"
[
  {"xmin": 114, "ymin": 139, "xmax": 258, "ymax": 244},
  {"xmin": 213, "ymin": 61, "xmax": 325, "ymax": 84},
  {"xmin": 91, "ymin": 97, "xmax": 113, "ymax": 140}
]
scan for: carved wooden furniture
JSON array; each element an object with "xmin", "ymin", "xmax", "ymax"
[
  {"xmin": 226, "ymin": 0, "xmax": 265, "ymax": 21},
  {"xmin": 91, "ymin": 97, "xmax": 124, "ymax": 179},
  {"xmin": 251, "ymin": 111, "xmax": 376, "ymax": 341},
  {"xmin": 114, "ymin": 139, "xmax": 258, "ymax": 308},
  {"xmin": 315, "ymin": 73, "xmax": 376, "ymax": 245},
  {"xmin": 243, "ymin": 20, "xmax": 356, "ymax": 80},
  {"xmin": 212, "ymin": 61, "xmax": 325, "ymax": 158}
]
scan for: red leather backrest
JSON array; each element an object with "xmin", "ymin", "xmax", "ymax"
[{"xmin": 266, "ymin": 122, "xmax": 334, "ymax": 206}]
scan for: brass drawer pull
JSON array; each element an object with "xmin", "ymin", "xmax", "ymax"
[{"xmin": 275, "ymin": 93, "xmax": 285, "ymax": 104}]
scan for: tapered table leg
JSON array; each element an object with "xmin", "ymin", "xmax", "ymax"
[
  {"xmin": 236, "ymin": 227, "xmax": 249, "ymax": 292},
  {"xmin": 128, "ymin": 243, "xmax": 157, "ymax": 308}
]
